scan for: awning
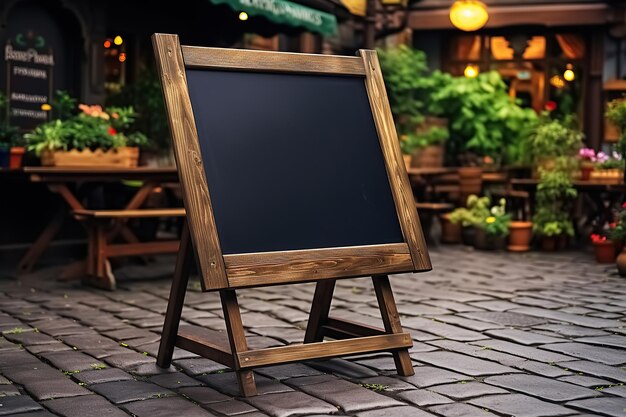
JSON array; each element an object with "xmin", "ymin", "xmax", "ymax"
[{"xmin": 210, "ymin": 0, "xmax": 338, "ymax": 35}]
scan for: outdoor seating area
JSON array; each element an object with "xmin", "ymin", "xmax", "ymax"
[{"xmin": 1, "ymin": 0, "xmax": 626, "ymax": 416}]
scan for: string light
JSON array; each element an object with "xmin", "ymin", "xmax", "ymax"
[
  {"xmin": 103, "ymin": 39, "xmax": 111, "ymax": 48},
  {"xmin": 119, "ymin": 52, "xmax": 126, "ymax": 63},
  {"xmin": 239, "ymin": 12, "xmax": 248, "ymax": 20},
  {"xmin": 114, "ymin": 35, "xmax": 123, "ymax": 46}
]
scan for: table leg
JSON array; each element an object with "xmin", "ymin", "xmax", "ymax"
[{"xmin": 16, "ymin": 206, "xmax": 66, "ymax": 275}]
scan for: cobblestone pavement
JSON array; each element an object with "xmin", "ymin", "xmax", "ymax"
[{"xmin": 1, "ymin": 247, "xmax": 626, "ymax": 417}]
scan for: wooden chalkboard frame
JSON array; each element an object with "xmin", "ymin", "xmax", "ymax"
[
  {"xmin": 153, "ymin": 33, "xmax": 431, "ymax": 397},
  {"xmin": 152, "ymin": 34, "xmax": 430, "ymax": 292}
]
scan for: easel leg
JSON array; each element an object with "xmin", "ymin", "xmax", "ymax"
[
  {"xmin": 372, "ymin": 275, "xmax": 414, "ymax": 376},
  {"xmin": 220, "ymin": 289, "xmax": 257, "ymax": 397},
  {"xmin": 304, "ymin": 280, "xmax": 336, "ymax": 343},
  {"xmin": 157, "ymin": 222, "xmax": 193, "ymax": 368}
]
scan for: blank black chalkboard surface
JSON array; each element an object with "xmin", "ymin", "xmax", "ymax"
[{"xmin": 153, "ymin": 33, "xmax": 431, "ymax": 397}]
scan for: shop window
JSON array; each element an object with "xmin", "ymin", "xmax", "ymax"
[
  {"xmin": 446, "ymin": 31, "xmax": 586, "ymax": 114},
  {"xmin": 104, "ymin": 35, "xmax": 126, "ymax": 94}
]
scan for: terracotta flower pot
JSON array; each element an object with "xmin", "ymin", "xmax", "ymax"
[
  {"xmin": 412, "ymin": 144, "xmax": 444, "ymax": 168},
  {"xmin": 617, "ymin": 248, "xmax": 626, "ymax": 277},
  {"xmin": 507, "ymin": 221, "xmax": 533, "ymax": 252},
  {"xmin": 580, "ymin": 165, "xmax": 594, "ymax": 181},
  {"xmin": 9, "ymin": 147, "xmax": 25, "ymax": 169},
  {"xmin": 458, "ymin": 167, "xmax": 483, "ymax": 204},
  {"xmin": 440, "ymin": 213, "xmax": 461, "ymax": 244},
  {"xmin": 593, "ymin": 240, "xmax": 616, "ymax": 263}
]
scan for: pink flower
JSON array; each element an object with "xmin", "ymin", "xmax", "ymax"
[{"xmin": 578, "ymin": 148, "xmax": 595, "ymax": 161}]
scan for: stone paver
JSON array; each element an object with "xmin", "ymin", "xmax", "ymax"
[
  {"xmin": 484, "ymin": 374, "xmax": 598, "ymax": 401},
  {"xmin": 566, "ymin": 397, "xmax": 626, "ymax": 417},
  {"xmin": 469, "ymin": 393, "xmax": 575, "ymax": 417},
  {"xmin": 1, "ymin": 247, "xmax": 625, "ymax": 416}
]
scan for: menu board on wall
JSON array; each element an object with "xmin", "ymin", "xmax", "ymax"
[{"xmin": 5, "ymin": 32, "xmax": 54, "ymax": 131}]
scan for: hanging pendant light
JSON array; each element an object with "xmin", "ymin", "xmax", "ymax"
[{"xmin": 450, "ymin": 0, "xmax": 489, "ymax": 32}]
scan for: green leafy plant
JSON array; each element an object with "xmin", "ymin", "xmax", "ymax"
[
  {"xmin": 610, "ymin": 203, "xmax": 626, "ymax": 241},
  {"xmin": 526, "ymin": 114, "xmax": 584, "ymax": 166},
  {"xmin": 532, "ymin": 159, "xmax": 577, "ymax": 237},
  {"xmin": 377, "ymin": 46, "xmax": 451, "ymax": 154},
  {"xmin": 449, "ymin": 194, "xmax": 491, "ymax": 227},
  {"xmin": 431, "ymin": 71, "xmax": 537, "ymax": 164},
  {"xmin": 24, "ymin": 102, "xmax": 147, "ymax": 155},
  {"xmin": 606, "ymin": 97, "xmax": 626, "ymax": 156},
  {"xmin": 106, "ymin": 70, "xmax": 170, "ymax": 151},
  {"xmin": 479, "ymin": 198, "xmax": 511, "ymax": 236}
]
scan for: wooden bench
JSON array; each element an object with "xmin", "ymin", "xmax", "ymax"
[
  {"xmin": 415, "ymin": 202, "xmax": 454, "ymax": 245},
  {"xmin": 73, "ymin": 208, "xmax": 186, "ymax": 290}
]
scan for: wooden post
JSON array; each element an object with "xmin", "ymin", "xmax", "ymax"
[
  {"xmin": 304, "ymin": 279, "xmax": 336, "ymax": 343},
  {"xmin": 157, "ymin": 222, "xmax": 193, "ymax": 368},
  {"xmin": 372, "ymin": 275, "xmax": 414, "ymax": 376},
  {"xmin": 220, "ymin": 290, "xmax": 257, "ymax": 396}
]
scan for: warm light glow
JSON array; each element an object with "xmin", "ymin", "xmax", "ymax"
[
  {"xmin": 450, "ymin": 0, "xmax": 488, "ymax": 32},
  {"xmin": 564, "ymin": 64, "xmax": 575, "ymax": 81},
  {"xmin": 103, "ymin": 39, "xmax": 111, "ymax": 48},
  {"xmin": 464, "ymin": 64, "xmax": 479, "ymax": 78},
  {"xmin": 239, "ymin": 11, "xmax": 249, "ymax": 20},
  {"xmin": 550, "ymin": 75, "xmax": 565, "ymax": 89},
  {"xmin": 118, "ymin": 52, "xmax": 126, "ymax": 63},
  {"xmin": 41, "ymin": 103, "xmax": 52, "ymax": 111},
  {"xmin": 113, "ymin": 35, "xmax": 123, "ymax": 46}
]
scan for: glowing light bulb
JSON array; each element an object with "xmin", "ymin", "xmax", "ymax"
[
  {"xmin": 450, "ymin": 0, "xmax": 488, "ymax": 32},
  {"xmin": 119, "ymin": 52, "xmax": 126, "ymax": 63},
  {"xmin": 464, "ymin": 64, "xmax": 479, "ymax": 78},
  {"xmin": 114, "ymin": 35, "xmax": 123, "ymax": 46},
  {"xmin": 104, "ymin": 40, "xmax": 111, "ymax": 48},
  {"xmin": 563, "ymin": 64, "xmax": 575, "ymax": 81},
  {"xmin": 239, "ymin": 12, "xmax": 249, "ymax": 21}
]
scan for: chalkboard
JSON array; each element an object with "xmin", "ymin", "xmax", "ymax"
[
  {"xmin": 153, "ymin": 36, "xmax": 428, "ymax": 397},
  {"xmin": 186, "ymin": 69, "xmax": 404, "ymax": 255}
]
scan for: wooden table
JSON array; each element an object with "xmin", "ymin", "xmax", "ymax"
[
  {"xmin": 406, "ymin": 167, "xmax": 507, "ymax": 201},
  {"xmin": 17, "ymin": 167, "xmax": 179, "ymax": 277},
  {"xmin": 511, "ymin": 178, "xmax": 626, "ymax": 228}
]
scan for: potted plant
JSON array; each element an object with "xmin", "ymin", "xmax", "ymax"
[
  {"xmin": 25, "ymin": 103, "xmax": 147, "ymax": 167},
  {"xmin": 578, "ymin": 148, "xmax": 596, "ymax": 180},
  {"xmin": 526, "ymin": 114, "xmax": 584, "ymax": 176},
  {"xmin": 594, "ymin": 151, "xmax": 623, "ymax": 181},
  {"xmin": 606, "ymin": 97, "xmax": 626, "ymax": 145},
  {"xmin": 377, "ymin": 46, "xmax": 450, "ymax": 168},
  {"xmin": 590, "ymin": 232, "xmax": 615, "ymax": 264},
  {"xmin": 508, "ymin": 220, "xmax": 533, "ymax": 252},
  {"xmin": 430, "ymin": 70, "xmax": 537, "ymax": 167},
  {"xmin": 474, "ymin": 198, "xmax": 510, "ymax": 250},
  {"xmin": 532, "ymin": 160, "xmax": 577, "ymax": 251},
  {"xmin": 449, "ymin": 194, "xmax": 490, "ymax": 246}
]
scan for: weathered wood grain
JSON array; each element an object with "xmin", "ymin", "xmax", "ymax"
[
  {"xmin": 224, "ymin": 243, "xmax": 414, "ymax": 288},
  {"xmin": 360, "ymin": 49, "xmax": 432, "ymax": 272},
  {"xmin": 152, "ymin": 33, "xmax": 228, "ymax": 291},
  {"xmin": 373, "ymin": 275, "xmax": 414, "ymax": 376},
  {"xmin": 182, "ymin": 45, "xmax": 365, "ymax": 76},
  {"xmin": 236, "ymin": 333, "xmax": 412, "ymax": 368}
]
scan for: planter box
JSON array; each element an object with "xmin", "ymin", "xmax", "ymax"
[
  {"xmin": 590, "ymin": 169, "xmax": 623, "ymax": 182},
  {"xmin": 41, "ymin": 147, "xmax": 139, "ymax": 168}
]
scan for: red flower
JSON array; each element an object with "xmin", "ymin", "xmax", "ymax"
[
  {"xmin": 610, "ymin": 222, "xmax": 617, "ymax": 228},
  {"xmin": 545, "ymin": 101, "xmax": 557, "ymax": 112},
  {"xmin": 590, "ymin": 233, "xmax": 607, "ymax": 243},
  {"xmin": 108, "ymin": 127, "xmax": 117, "ymax": 136},
  {"xmin": 622, "ymin": 202, "xmax": 626, "ymax": 209}
]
